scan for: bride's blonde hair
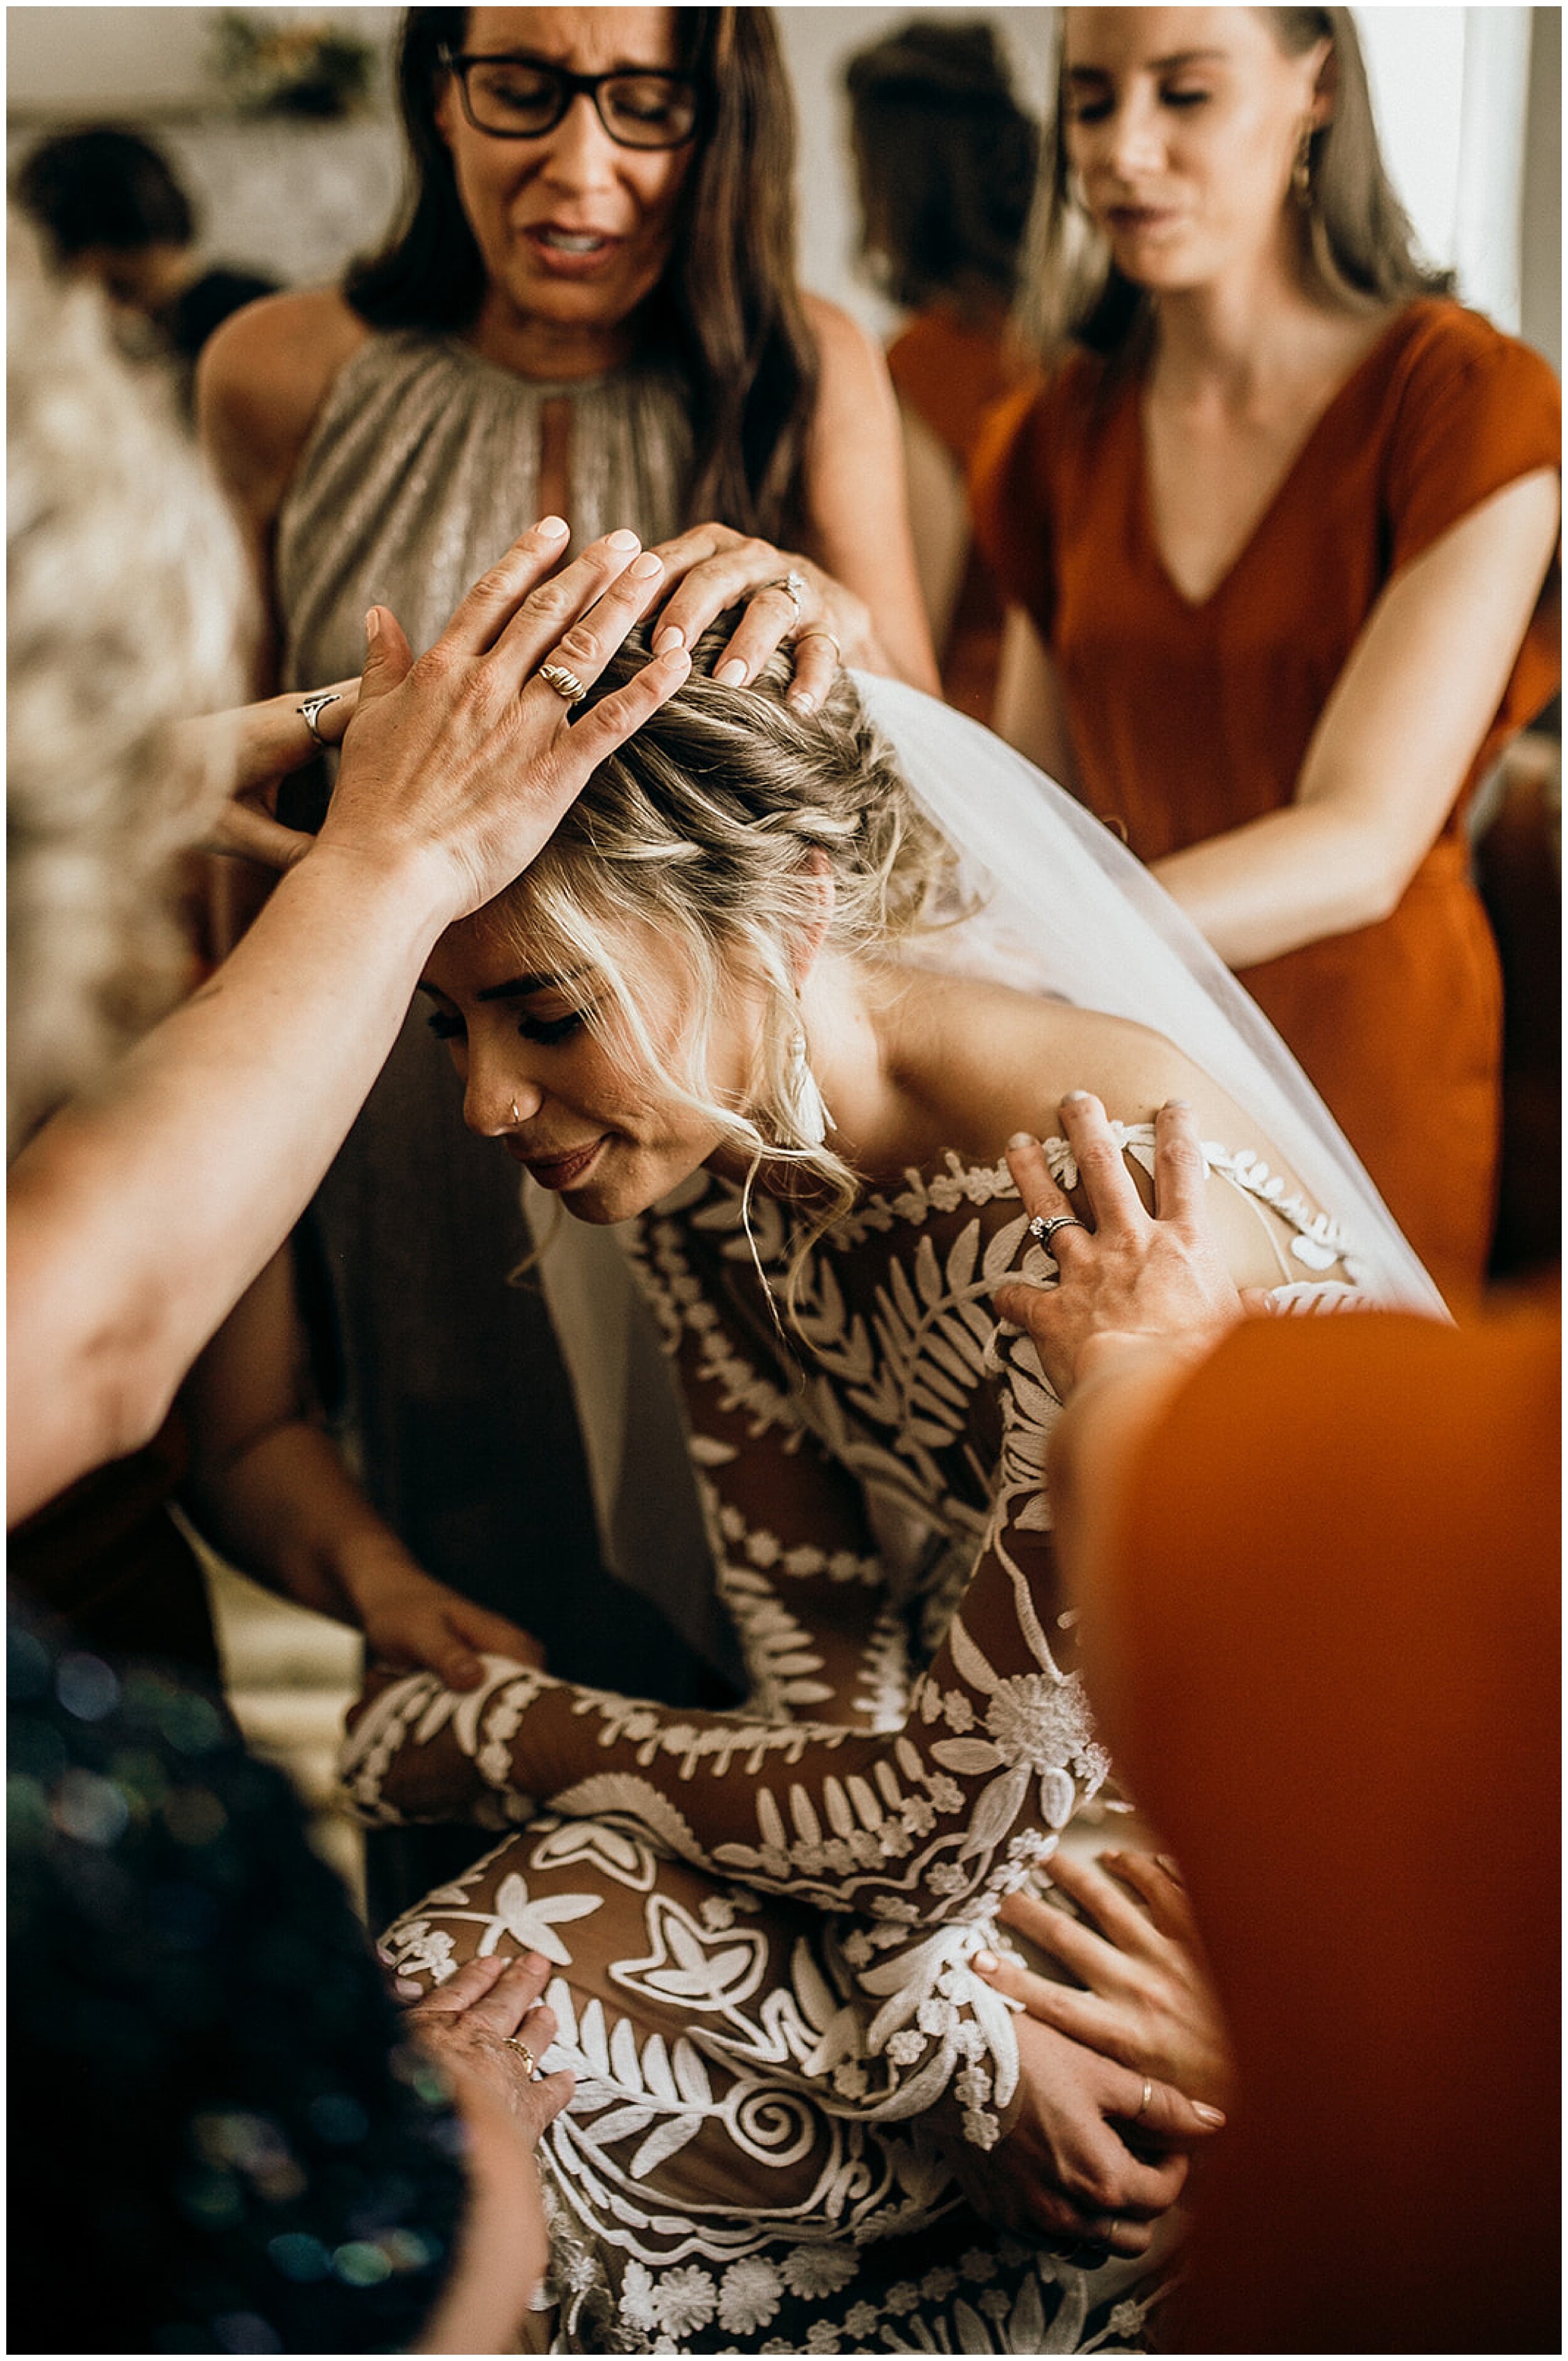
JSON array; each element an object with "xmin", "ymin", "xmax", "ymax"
[{"xmin": 495, "ymin": 621, "xmax": 958, "ymax": 1234}]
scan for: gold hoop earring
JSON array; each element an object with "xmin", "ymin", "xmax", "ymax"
[{"xmin": 1292, "ymin": 124, "xmax": 1314, "ymax": 204}]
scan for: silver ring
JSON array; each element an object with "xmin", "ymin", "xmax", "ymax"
[
  {"xmin": 538, "ymin": 662, "xmax": 588, "ymax": 705},
  {"xmin": 1027, "ymin": 1212, "xmax": 1088, "ymax": 1253},
  {"xmin": 763, "ymin": 568, "xmax": 808, "ymax": 625},
  {"xmin": 296, "ymin": 691, "xmax": 342, "ymax": 748},
  {"xmin": 503, "ymin": 2037, "xmax": 538, "ymax": 2078}
]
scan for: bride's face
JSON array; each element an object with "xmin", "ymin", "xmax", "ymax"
[{"xmin": 420, "ymin": 899, "xmax": 762, "ymax": 1223}]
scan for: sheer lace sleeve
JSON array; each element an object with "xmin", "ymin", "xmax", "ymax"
[{"xmin": 630, "ymin": 1205, "xmax": 911, "ymax": 1731}]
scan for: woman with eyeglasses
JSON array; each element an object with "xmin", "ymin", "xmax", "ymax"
[{"xmin": 198, "ymin": 7, "xmax": 940, "ymax": 1892}]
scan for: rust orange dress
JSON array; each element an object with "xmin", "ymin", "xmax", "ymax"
[
  {"xmin": 972, "ymin": 301, "xmax": 1561, "ymax": 1302},
  {"xmin": 888, "ymin": 306, "xmax": 1024, "ymax": 724},
  {"xmin": 1094, "ymin": 1302, "xmax": 1559, "ymax": 2353}
]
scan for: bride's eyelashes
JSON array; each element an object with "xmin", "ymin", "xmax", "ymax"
[{"xmin": 421, "ymin": 1002, "xmax": 587, "ymax": 1046}]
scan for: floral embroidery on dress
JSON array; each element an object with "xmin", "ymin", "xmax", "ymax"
[{"xmin": 345, "ymin": 1134, "xmax": 1359, "ymax": 2351}]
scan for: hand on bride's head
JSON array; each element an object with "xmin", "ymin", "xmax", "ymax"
[
  {"xmin": 307, "ymin": 519, "xmax": 691, "ymax": 924},
  {"xmin": 995, "ymin": 1096, "xmax": 1255, "ymax": 1400}
]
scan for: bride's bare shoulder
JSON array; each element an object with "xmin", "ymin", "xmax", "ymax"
[{"xmin": 890, "ymin": 968, "xmax": 1212, "ymax": 1152}]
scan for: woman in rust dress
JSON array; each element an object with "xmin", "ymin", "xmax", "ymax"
[{"xmin": 973, "ymin": 7, "xmax": 1560, "ymax": 1302}]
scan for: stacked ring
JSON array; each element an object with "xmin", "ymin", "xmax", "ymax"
[
  {"xmin": 538, "ymin": 662, "xmax": 588, "ymax": 704},
  {"xmin": 504, "ymin": 2037, "xmax": 539, "ymax": 2077},
  {"xmin": 296, "ymin": 691, "xmax": 342, "ymax": 747},
  {"xmin": 1026, "ymin": 1212, "xmax": 1088, "ymax": 1251}
]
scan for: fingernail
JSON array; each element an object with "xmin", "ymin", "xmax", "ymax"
[
  {"xmin": 656, "ymin": 647, "xmax": 692, "ymax": 677},
  {"xmin": 714, "ymin": 659, "xmax": 747, "ymax": 687},
  {"xmin": 1007, "ymin": 1131, "xmax": 1037, "ymax": 1150},
  {"xmin": 652, "ymin": 623, "xmax": 684, "ymax": 654},
  {"xmin": 536, "ymin": 515, "xmax": 569, "ymax": 539},
  {"xmin": 607, "ymin": 528, "xmax": 640, "ymax": 551},
  {"xmin": 972, "ymin": 1949, "xmax": 1000, "ymax": 1975},
  {"xmin": 1165, "ymin": 1098, "xmax": 1192, "ymax": 1112},
  {"xmin": 364, "ymin": 608, "xmax": 380, "ymax": 645},
  {"xmin": 787, "ymin": 690, "xmax": 817, "ymax": 714},
  {"xmin": 1156, "ymin": 1854, "xmax": 1182, "ymax": 1877},
  {"xmin": 1062, "ymin": 1090, "xmax": 1091, "ymax": 1105},
  {"xmin": 395, "ymin": 1976, "xmax": 423, "ymax": 2002},
  {"xmin": 629, "ymin": 551, "xmax": 663, "ymax": 581},
  {"xmin": 1194, "ymin": 2102, "xmax": 1226, "ymax": 2126}
]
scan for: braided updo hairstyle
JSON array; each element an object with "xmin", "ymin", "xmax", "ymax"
[{"xmin": 494, "ymin": 620, "xmax": 960, "ymax": 1232}]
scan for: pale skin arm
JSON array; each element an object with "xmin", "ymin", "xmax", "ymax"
[
  {"xmin": 993, "ymin": 604, "xmax": 1081, "ymax": 788},
  {"xmin": 8, "ymin": 526, "xmax": 691, "ymax": 1523},
  {"xmin": 181, "ymin": 1253, "xmax": 546, "ymax": 1687},
  {"xmin": 997, "ymin": 473, "xmax": 1560, "ymax": 965}
]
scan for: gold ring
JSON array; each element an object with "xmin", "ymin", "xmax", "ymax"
[
  {"xmin": 796, "ymin": 629, "xmax": 842, "ymax": 664},
  {"xmin": 538, "ymin": 663, "xmax": 587, "ymax": 704},
  {"xmin": 504, "ymin": 2037, "xmax": 538, "ymax": 2077},
  {"xmin": 296, "ymin": 691, "xmax": 342, "ymax": 748},
  {"xmin": 1132, "ymin": 2075, "xmax": 1154, "ymax": 2124}
]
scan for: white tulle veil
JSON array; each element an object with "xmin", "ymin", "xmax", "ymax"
[{"xmin": 854, "ymin": 672, "xmax": 1443, "ymax": 1313}]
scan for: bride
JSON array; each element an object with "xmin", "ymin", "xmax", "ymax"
[{"xmin": 343, "ymin": 625, "xmax": 1438, "ymax": 2353}]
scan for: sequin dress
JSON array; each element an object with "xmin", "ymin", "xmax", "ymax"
[{"xmin": 344, "ymin": 1124, "xmax": 1364, "ymax": 2352}]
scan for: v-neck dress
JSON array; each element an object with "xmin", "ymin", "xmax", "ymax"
[{"xmin": 972, "ymin": 300, "xmax": 1560, "ymax": 1300}]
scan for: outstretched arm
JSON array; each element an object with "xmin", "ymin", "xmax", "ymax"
[{"xmin": 9, "ymin": 527, "xmax": 691, "ymax": 1522}]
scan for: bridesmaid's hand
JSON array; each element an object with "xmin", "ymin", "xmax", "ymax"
[
  {"xmin": 994, "ymin": 1096, "xmax": 1254, "ymax": 1401},
  {"xmin": 955, "ymin": 2012, "xmax": 1222, "ymax": 2256},
  {"xmin": 643, "ymin": 521, "xmax": 873, "ymax": 714},
  {"xmin": 975, "ymin": 1850, "xmax": 1234, "ymax": 2112}
]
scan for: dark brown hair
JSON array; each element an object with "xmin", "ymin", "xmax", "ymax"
[
  {"xmin": 1020, "ymin": 4, "xmax": 1453, "ymax": 363},
  {"xmin": 346, "ymin": 8, "xmax": 818, "ymax": 540},
  {"xmin": 845, "ymin": 19, "xmax": 1039, "ymax": 319}
]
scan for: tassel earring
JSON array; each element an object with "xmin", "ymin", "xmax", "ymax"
[{"xmin": 780, "ymin": 1027, "xmax": 830, "ymax": 1149}]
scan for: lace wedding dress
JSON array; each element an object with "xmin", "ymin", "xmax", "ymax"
[{"xmin": 345, "ymin": 1125, "xmax": 1367, "ymax": 2353}]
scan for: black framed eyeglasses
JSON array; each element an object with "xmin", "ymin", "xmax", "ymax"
[{"xmin": 440, "ymin": 48, "xmax": 704, "ymax": 150}]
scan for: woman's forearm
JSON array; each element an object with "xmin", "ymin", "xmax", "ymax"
[
  {"xmin": 1151, "ymin": 799, "xmax": 1409, "ymax": 968},
  {"xmin": 8, "ymin": 839, "xmax": 452, "ymax": 1522}
]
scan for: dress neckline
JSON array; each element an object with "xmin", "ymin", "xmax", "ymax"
[{"xmin": 1133, "ymin": 300, "xmax": 1429, "ymax": 613}]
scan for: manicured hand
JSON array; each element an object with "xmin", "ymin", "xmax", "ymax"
[
  {"xmin": 975, "ymin": 1850, "xmax": 1233, "ymax": 2112},
  {"xmin": 406, "ymin": 1951, "xmax": 575, "ymax": 2150},
  {"xmin": 995, "ymin": 1095, "xmax": 1253, "ymax": 1399},
  {"xmin": 950, "ymin": 2011, "xmax": 1223, "ymax": 2255},
  {"xmin": 317, "ymin": 517, "xmax": 692, "ymax": 921},
  {"xmin": 644, "ymin": 520, "xmax": 869, "ymax": 714}
]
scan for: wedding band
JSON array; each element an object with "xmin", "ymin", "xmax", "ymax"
[
  {"xmin": 296, "ymin": 691, "xmax": 342, "ymax": 747},
  {"xmin": 538, "ymin": 662, "xmax": 588, "ymax": 704},
  {"xmin": 797, "ymin": 628, "xmax": 842, "ymax": 663},
  {"xmin": 504, "ymin": 2037, "xmax": 538, "ymax": 2078},
  {"xmin": 763, "ymin": 568, "xmax": 807, "ymax": 624},
  {"xmin": 1027, "ymin": 1212, "xmax": 1087, "ymax": 1252},
  {"xmin": 1132, "ymin": 2076, "xmax": 1154, "ymax": 2125}
]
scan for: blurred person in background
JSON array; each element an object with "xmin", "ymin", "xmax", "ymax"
[
  {"xmin": 199, "ymin": 3, "xmax": 942, "ymax": 1920},
  {"xmin": 993, "ymin": 1094, "xmax": 1557, "ymax": 2352},
  {"xmin": 973, "ymin": 6, "xmax": 1560, "ymax": 1306},
  {"xmin": 14, "ymin": 122, "xmax": 278, "ymax": 394},
  {"xmin": 6, "ymin": 220, "xmax": 714, "ymax": 2354},
  {"xmin": 847, "ymin": 18, "xmax": 1039, "ymax": 721}
]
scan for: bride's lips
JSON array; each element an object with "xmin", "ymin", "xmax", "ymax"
[
  {"xmin": 509, "ymin": 1135, "xmax": 609, "ymax": 1189},
  {"xmin": 521, "ymin": 222, "xmax": 626, "ymax": 278},
  {"xmin": 1104, "ymin": 204, "xmax": 1183, "ymax": 238}
]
